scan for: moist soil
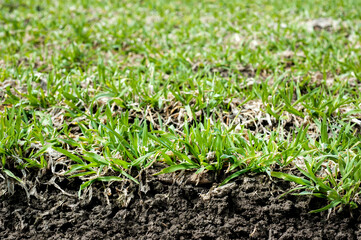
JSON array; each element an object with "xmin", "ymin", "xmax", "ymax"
[{"xmin": 1, "ymin": 169, "xmax": 361, "ymax": 240}]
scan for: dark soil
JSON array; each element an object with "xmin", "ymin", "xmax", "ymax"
[{"xmin": 1, "ymin": 170, "xmax": 361, "ymax": 240}]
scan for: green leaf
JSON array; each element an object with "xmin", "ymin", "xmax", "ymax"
[
  {"xmin": 69, "ymin": 171, "xmax": 97, "ymax": 178},
  {"xmin": 119, "ymin": 170, "xmax": 139, "ymax": 184},
  {"xmin": 309, "ymin": 200, "xmax": 342, "ymax": 213},
  {"xmin": 271, "ymin": 171, "xmax": 311, "ymax": 186},
  {"xmin": 3, "ymin": 169, "xmax": 23, "ymax": 184},
  {"xmin": 79, "ymin": 176, "xmax": 123, "ymax": 197},
  {"xmin": 53, "ymin": 147, "xmax": 84, "ymax": 164},
  {"xmin": 83, "ymin": 152, "xmax": 109, "ymax": 165},
  {"xmin": 321, "ymin": 116, "xmax": 328, "ymax": 144},
  {"xmin": 221, "ymin": 168, "xmax": 249, "ymax": 185},
  {"xmin": 160, "ymin": 151, "xmax": 174, "ymax": 165},
  {"xmin": 154, "ymin": 163, "xmax": 198, "ymax": 175},
  {"xmin": 131, "ymin": 151, "xmax": 155, "ymax": 167},
  {"xmin": 111, "ymin": 158, "xmax": 130, "ymax": 169},
  {"xmin": 30, "ymin": 143, "xmax": 55, "ymax": 159},
  {"xmin": 185, "ymin": 105, "xmax": 196, "ymax": 120}
]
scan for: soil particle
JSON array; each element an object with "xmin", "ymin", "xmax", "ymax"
[{"xmin": 0, "ymin": 172, "xmax": 360, "ymax": 239}]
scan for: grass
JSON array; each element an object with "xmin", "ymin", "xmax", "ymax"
[{"xmin": 1, "ymin": 0, "xmax": 361, "ymax": 212}]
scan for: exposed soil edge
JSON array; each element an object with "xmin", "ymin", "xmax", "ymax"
[{"xmin": 1, "ymin": 170, "xmax": 360, "ymax": 240}]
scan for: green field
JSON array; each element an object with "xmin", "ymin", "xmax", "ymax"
[{"xmin": 1, "ymin": 0, "xmax": 361, "ymax": 213}]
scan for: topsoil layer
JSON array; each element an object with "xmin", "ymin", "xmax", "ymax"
[{"xmin": 1, "ymin": 170, "xmax": 361, "ymax": 240}]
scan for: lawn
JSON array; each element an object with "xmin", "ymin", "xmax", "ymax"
[{"xmin": 1, "ymin": 0, "xmax": 361, "ymax": 238}]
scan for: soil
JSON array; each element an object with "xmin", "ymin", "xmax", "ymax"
[{"xmin": 1, "ymin": 170, "xmax": 361, "ymax": 240}]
